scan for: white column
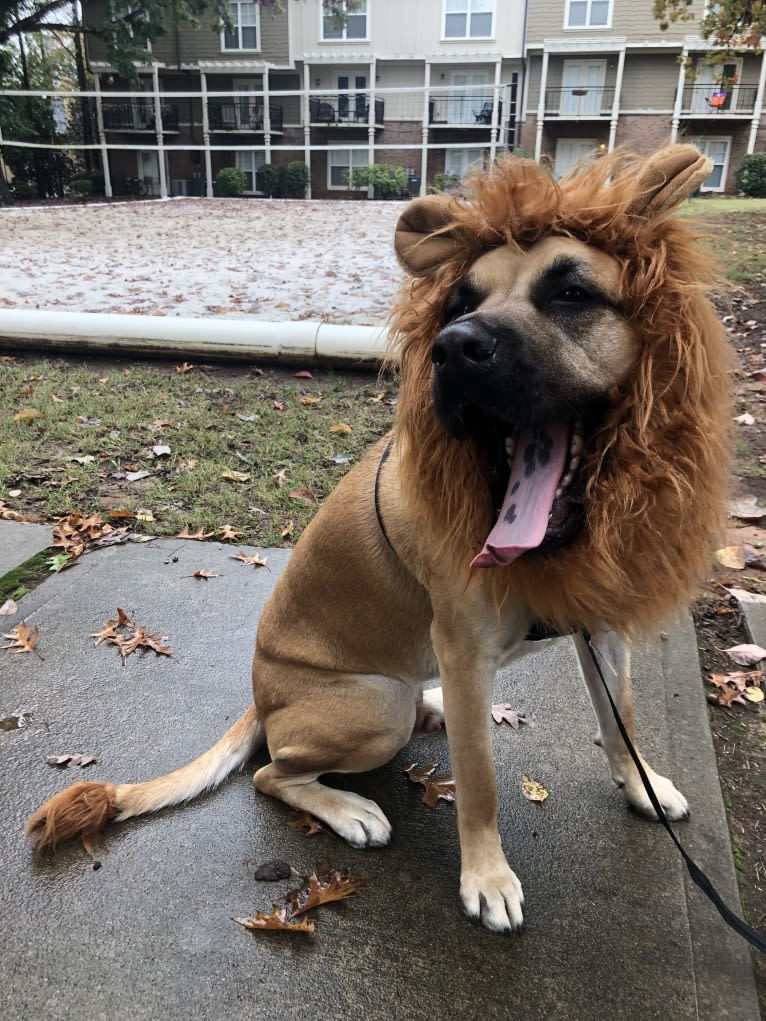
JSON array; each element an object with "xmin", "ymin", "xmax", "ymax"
[
  {"xmin": 93, "ymin": 73, "xmax": 112, "ymax": 197},
  {"xmin": 608, "ymin": 45, "xmax": 626, "ymax": 152},
  {"xmin": 535, "ymin": 49, "xmax": 549, "ymax": 162},
  {"xmin": 152, "ymin": 63, "xmax": 167, "ymax": 198},
  {"xmin": 670, "ymin": 46, "xmax": 688, "ymax": 144},
  {"xmin": 420, "ymin": 61, "xmax": 430, "ymax": 195},
  {"xmin": 368, "ymin": 59, "xmax": 376, "ymax": 173},
  {"xmin": 200, "ymin": 72, "xmax": 213, "ymax": 198},
  {"xmin": 489, "ymin": 57, "xmax": 502, "ymax": 166},
  {"xmin": 263, "ymin": 66, "xmax": 272, "ymax": 163},
  {"xmin": 747, "ymin": 50, "xmax": 766, "ymax": 153},
  {"xmin": 303, "ymin": 62, "xmax": 312, "ymax": 198}
]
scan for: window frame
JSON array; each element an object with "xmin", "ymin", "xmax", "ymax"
[
  {"xmin": 235, "ymin": 150, "xmax": 266, "ymax": 193},
  {"xmin": 328, "ymin": 148, "xmax": 369, "ymax": 191},
  {"xmin": 564, "ymin": 0, "xmax": 613, "ymax": 30},
  {"xmin": 688, "ymin": 136, "xmax": 731, "ymax": 193},
  {"xmin": 321, "ymin": 0, "xmax": 369, "ymax": 42},
  {"xmin": 221, "ymin": 0, "xmax": 260, "ymax": 53},
  {"xmin": 442, "ymin": 0, "xmax": 495, "ymax": 41}
]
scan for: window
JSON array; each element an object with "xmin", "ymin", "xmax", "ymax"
[
  {"xmin": 553, "ymin": 139, "xmax": 598, "ymax": 179},
  {"xmin": 444, "ymin": 0, "xmax": 494, "ymax": 39},
  {"xmin": 445, "ymin": 147, "xmax": 485, "ymax": 182},
  {"xmin": 329, "ymin": 148, "xmax": 368, "ymax": 189},
  {"xmin": 565, "ymin": 0, "xmax": 611, "ymax": 28},
  {"xmin": 223, "ymin": 0, "xmax": 259, "ymax": 51},
  {"xmin": 235, "ymin": 151, "xmax": 265, "ymax": 192},
  {"xmin": 688, "ymin": 137, "xmax": 730, "ymax": 192},
  {"xmin": 322, "ymin": 0, "xmax": 368, "ymax": 40}
]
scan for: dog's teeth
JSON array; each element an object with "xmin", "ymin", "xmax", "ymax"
[
  {"xmin": 504, "ymin": 436, "xmax": 515, "ymax": 456},
  {"xmin": 555, "ymin": 486, "xmax": 562, "ymax": 499},
  {"xmin": 569, "ymin": 434, "xmax": 584, "ymax": 456},
  {"xmin": 568, "ymin": 454, "xmax": 580, "ymax": 473},
  {"xmin": 560, "ymin": 472, "xmax": 573, "ymax": 490}
]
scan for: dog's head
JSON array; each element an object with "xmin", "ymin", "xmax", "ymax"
[{"xmin": 390, "ymin": 145, "xmax": 731, "ymax": 634}]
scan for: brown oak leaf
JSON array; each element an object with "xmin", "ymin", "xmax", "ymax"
[
  {"xmin": 233, "ymin": 906, "xmax": 315, "ymax": 934},
  {"xmin": 491, "ymin": 703, "xmax": 527, "ymax": 729},
  {"xmin": 231, "ymin": 550, "xmax": 269, "ymax": 568},
  {"xmin": 287, "ymin": 865, "xmax": 366, "ymax": 917},
  {"xmin": 287, "ymin": 811, "xmax": 323, "ymax": 836},
  {"xmin": 403, "ymin": 762, "xmax": 456, "ymax": 808},
  {"xmin": 2, "ymin": 621, "xmax": 43, "ymax": 659},
  {"xmin": 177, "ymin": 526, "xmax": 215, "ymax": 540},
  {"xmin": 47, "ymin": 753, "xmax": 98, "ymax": 768}
]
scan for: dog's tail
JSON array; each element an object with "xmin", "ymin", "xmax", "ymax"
[{"xmin": 25, "ymin": 704, "xmax": 264, "ymax": 852}]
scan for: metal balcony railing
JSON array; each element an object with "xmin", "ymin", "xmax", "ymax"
[
  {"xmin": 308, "ymin": 95, "xmax": 384, "ymax": 126},
  {"xmin": 428, "ymin": 95, "xmax": 503, "ymax": 126},
  {"xmin": 680, "ymin": 84, "xmax": 757, "ymax": 115},
  {"xmin": 208, "ymin": 100, "xmax": 284, "ymax": 132},
  {"xmin": 101, "ymin": 99, "xmax": 179, "ymax": 132},
  {"xmin": 544, "ymin": 86, "xmax": 615, "ymax": 117}
]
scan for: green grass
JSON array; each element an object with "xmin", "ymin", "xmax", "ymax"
[
  {"xmin": 680, "ymin": 197, "xmax": 766, "ymax": 215},
  {"xmin": 689, "ymin": 205, "xmax": 766, "ymax": 285},
  {"xmin": 0, "ymin": 358, "xmax": 395, "ymax": 547}
]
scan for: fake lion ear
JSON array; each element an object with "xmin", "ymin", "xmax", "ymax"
[
  {"xmin": 394, "ymin": 196, "xmax": 465, "ymax": 276},
  {"xmin": 625, "ymin": 144, "xmax": 713, "ymax": 219}
]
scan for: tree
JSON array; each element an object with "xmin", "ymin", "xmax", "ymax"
[
  {"xmin": 653, "ymin": 1, "xmax": 765, "ymax": 59},
  {"xmin": 0, "ymin": 1, "xmax": 364, "ymax": 80}
]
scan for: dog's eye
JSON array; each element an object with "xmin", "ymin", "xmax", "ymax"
[
  {"xmin": 553, "ymin": 286, "xmax": 592, "ymax": 305},
  {"xmin": 444, "ymin": 281, "xmax": 482, "ymax": 323}
]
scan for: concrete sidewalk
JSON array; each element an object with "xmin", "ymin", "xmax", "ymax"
[{"xmin": 0, "ymin": 523, "xmax": 759, "ymax": 1021}]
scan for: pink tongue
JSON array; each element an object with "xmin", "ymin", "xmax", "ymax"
[{"xmin": 471, "ymin": 423, "xmax": 569, "ymax": 568}]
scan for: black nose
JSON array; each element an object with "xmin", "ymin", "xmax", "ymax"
[{"xmin": 432, "ymin": 319, "xmax": 497, "ymax": 368}]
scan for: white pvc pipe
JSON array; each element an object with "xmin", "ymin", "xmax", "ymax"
[{"xmin": 0, "ymin": 309, "xmax": 389, "ymax": 365}]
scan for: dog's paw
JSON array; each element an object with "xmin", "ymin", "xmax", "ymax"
[
  {"xmin": 621, "ymin": 769, "xmax": 689, "ymax": 822},
  {"xmin": 415, "ymin": 687, "xmax": 445, "ymax": 736},
  {"xmin": 460, "ymin": 864, "xmax": 524, "ymax": 933},
  {"xmin": 324, "ymin": 791, "xmax": 393, "ymax": 849}
]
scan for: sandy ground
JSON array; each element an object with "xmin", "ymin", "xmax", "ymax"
[{"xmin": 0, "ymin": 197, "xmax": 408, "ymax": 325}]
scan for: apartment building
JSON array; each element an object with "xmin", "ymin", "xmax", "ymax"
[
  {"xmin": 81, "ymin": 0, "xmax": 765, "ymax": 198},
  {"xmin": 84, "ymin": 0, "xmax": 524, "ymax": 197},
  {"xmin": 523, "ymin": 0, "xmax": 766, "ymax": 192}
]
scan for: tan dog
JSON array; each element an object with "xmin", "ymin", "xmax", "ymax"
[{"xmin": 26, "ymin": 145, "xmax": 731, "ymax": 934}]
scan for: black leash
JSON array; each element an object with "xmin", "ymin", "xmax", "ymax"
[
  {"xmin": 374, "ymin": 437, "xmax": 396, "ymax": 554},
  {"xmin": 583, "ymin": 630, "xmax": 766, "ymax": 954}
]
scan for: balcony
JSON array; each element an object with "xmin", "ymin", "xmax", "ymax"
[
  {"xmin": 428, "ymin": 96, "xmax": 503, "ymax": 127},
  {"xmin": 101, "ymin": 99, "xmax": 179, "ymax": 132},
  {"xmin": 309, "ymin": 95, "xmax": 384, "ymax": 127},
  {"xmin": 680, "ymin": 84, "xmax": 757, "ymax": 116},
  {"xmin": 208, "ymin": 100, "xmax": 284, "ymax": 133},
  {"xmin": 544, "ymin": 87, "xmax": 615, "ymax": 118}
]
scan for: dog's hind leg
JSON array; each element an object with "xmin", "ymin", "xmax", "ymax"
[
  {"xmin": 572, "ymin": 629, "xmax": 689, "ymax": 821},
  {"xmin": 253, "ymin": 672, "xmax": 419, "ymax": 848}
]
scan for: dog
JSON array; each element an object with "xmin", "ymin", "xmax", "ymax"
[{"xmin": 26, "ymin": 145, "xmax": 731, "ymax": 933}]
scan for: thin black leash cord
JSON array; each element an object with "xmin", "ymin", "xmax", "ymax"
[
  {"xmin": 374, "ymin": 437, "xmax": 396, "ymax": 554},
  {"xmin": 582, "ymin": 629, "xmax": 766, "ymax": 954}
]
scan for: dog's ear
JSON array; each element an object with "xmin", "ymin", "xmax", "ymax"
[
  {"xmin": 394, "ymin": 196, "xmax": 464, "ymax": 276},
  {"xmin": 626, "ymin": 144, "xmax": 713, "ymax": 219}
]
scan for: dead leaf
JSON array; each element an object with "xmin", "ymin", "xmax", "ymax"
[
  {"xmin": 522, "ymin": 776, "xmax": 549, "ymax": 803},
  {"xmin": 294, "ymin": 370, "xmax": 313, "ymax": 378},
  {"xmin": 287, "ymin": 866, "xmax": 366, "ymax": 917},
  {"xmin": 0, "ymin": 599, "xmax": 18, "ymax": 616},
  {"xmin": 233, "ymin": 907, "xmax": 315, "ymax": 934},
  {"xmin": 403, "ymin": 762, "xmax": 456, "ymax": 808},
  {"xmin": 177, "ymin": 526, "xmax": 215, "ymax": 540},
  {"xmin": 13, "ymin": 408, "xmax": 43, "ymax": 421},
  {"xmin": 725, "ymin": 643, "xmax": 766, "ymax": 666},
  {"xmin": 175, "ymin": 362, "xmax": 196, "ymax": 374},
  {"xmin": 272, "ymin": 468, "xmax": 289, "ymax": 487},
  {"xmin": 231, "ymin": 550, "xmax": 269, "ymax": 568},
  {"xmin": 47, "ymin": 753, "xmax": 98, "ymax": 768},
  {"xmin": 715, "ymin": 547, "xmax": 746, "ymax": 570},
  {"xmin": 735, "ymin": 412, "xmax": 755, "ymax": 425},
  {"xmin": 288, "ymin": 488, "xmax": 316, "ymax": 504},
  {"xmin": 152, "ymin": 444, "xmax": 171, "ymax": 457},
  {"xmin": 724, "ymin": 587, "xmax": 766, "ymax": 604},
  {"xmin": 221, "ymin": 470, "xmax": 251, "ymax": 483},
  {"xmin": 281, "ymin": 520, "xmax": 295, "ymax": 539},
  {"xmin": 272, "ymin": 400, "xmax": 286, "ymax": 411},
  {"xmin": 2, "ymin": 621, "xmax": 43, "ymax": 659},
  {"xmin": 744, "ymin": 686, "xmax": 765, "ymax": 703},
  {"xmin": 491, "ymin": 704, "xmax": 527, "ymax": 729},
  {"xmin": 124, "ymin": 470, "xmax": 151, "ymax": 482},
  {"xmin": 729, "ymin": 497, "xmax": 766, "ymax": 522},
  {"xmin": 287, "ymin": 811, "xmax": 323, "ymax": 836},
  {"xmin": 300, "ymin": 395, "xmax": 320, "ymax": 406},
  {"xmin": 219, "ymin": 524, "xmax": 239, "ymax": 542},
  {"xmin": 190, "ymin": 570, "xmax": 220, "ymax": 580},
  {"xmin": 329, "ymin": 423, "xmax": 352, "ymax": 434},
  {"xmin": 91, "ymin": 609, "xmax": 170, "ymax": 662},
  {"xmin": 0, "ymin": 500, "xmax": 24, "ymax": 522}
]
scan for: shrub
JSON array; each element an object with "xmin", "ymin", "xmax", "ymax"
[
  {"xmin": 10, "ymin": 180, "xmax": 36, "ymax": 200},
  {"xmin": 69, "ymin": 178, "xmax": 93, "ymax": 198},
  {"xmin": 432, "ymin": 172, "xmax": 458, "ymax": 192},
  {"xmin": 736, "ymin": 153, "xmax": 766, "ymax": 198},
  {"xmin": 346, "ymin": 163, "xmax": 407, "ymax": 198},
  {"xmin": 256, "ymin": 163, "xmax": 282, "ymax": 198},
  {"xmin": 216, "ymin": 166, "xmax": 248, "ymax": 197},
  {"xmin": 281, "ymin": 161, "xmax": 309, "ymax": 198}
]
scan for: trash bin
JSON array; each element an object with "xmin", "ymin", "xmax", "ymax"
[{"xmin": 407, "ymin": 175, "xmax": 421, "ymax": 197}]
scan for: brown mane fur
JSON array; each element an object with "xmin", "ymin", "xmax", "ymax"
[{"xmin": 389, "ymin": 151, "xmax": 732, "ymax": 636}]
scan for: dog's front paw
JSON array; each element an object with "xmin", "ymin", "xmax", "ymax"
[
  {"xmin": 324, "ymin": 791, "xmax": 393, "ymax": 848},
  {"xmin": 620, "ymin": 768, "xmax": 689, "ymax": 822},
  {"xmin": 460, "ymin": 864, "xmax": 524, "ymax": 933}
]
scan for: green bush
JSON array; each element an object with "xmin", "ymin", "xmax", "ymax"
[
  {"xmin": 10, "ymin": 180, "xmax": 36, "ymax": 200},
  {"xmin": 282, "ymin": 161, "xmax": 309, "ymax": 198},
  {"xmin": 346, "ymin": 163, "xmax": 407, "ymax": 198},
  {"xmin": 69, "ymin": 178, "xmax": 93, "ymax": 198},
  {"xmin": 432, "ymin": 172, "xmax": 458, "ymax": 192},
  {"xmin": 216, "ymin": 166, "xmax": 248, "ymax": 197},
  {"xmin": 736, "ymin": 153, "xmax": 766, "ymax": 198},
  {"xmin": 256, "ymin": 163, "xmax": 282, "ymax": 197}
]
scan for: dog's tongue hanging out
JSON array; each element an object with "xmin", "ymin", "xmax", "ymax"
[{"xmin": 471, "ymin": 423, "xmax": 569, "ymax": 568}]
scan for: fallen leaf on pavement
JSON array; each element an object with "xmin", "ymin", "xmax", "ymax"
[
  {"xmin": 219, "ymin": 524, "xmax": 239, "ymax": 542},
  {"xmin": 522, "ymin": 776, "xmax": 549, "ymax": 804},
  {"xmin": 190, "ymin": 570, "xmax": 220, "ymax": 580},
  {"xmin": 231, "ymin": 550, "xmax": 269, "ymax": 567},
  {"xmin": 725, "ymin": 643, "xmax": 766, "ymax": 666},
  {"xmin": 233, "ymin": 906, "xmax": 316, "ymax": 934},
  {"xmin": 491, "ymin": 704, "xmax": 527, "ymax": 729},
  {"xmin": 287, "ymin": 865, "xmax": 366, "ymax": 917},
  {"xmin": 91, "ymin": 608, "xmax": 170, "ymax": 662},
  {"xmin": 0, "ymin": 599, "xmax": 18, "ymax": 616},
  {"xmin": 177, "ymin": 526, "xmax": 215, "ymax": 540},
  {"xmin": 2, "ymin": 621, "xmax": 43, "ymax": 659},
  {"xmin": 47, "ymin": 753, "xmax": 98, "ymax": 768},
  {"xmin": 287, "ymin": 811, "xmax": 323, "ymax": 836},
  {"xmin": 403, "ymin": 762, "xmax": 456, "ymax": 807}
]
